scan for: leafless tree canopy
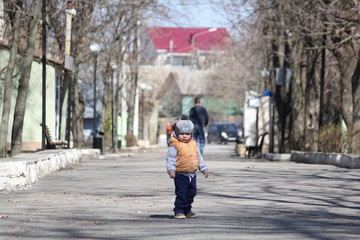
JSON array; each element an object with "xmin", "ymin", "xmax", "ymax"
[
  {"xmin": 2, "ymin": 0, "xmax": 360, "ymax": 154},
  {"xmin": 210, "ymin": 0, "xmax": 360, "ymax": 153}
]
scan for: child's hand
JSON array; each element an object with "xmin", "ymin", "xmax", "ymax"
[
  {"xmin": 169, "ymin": 172, "xmax": 175, "ymax": 178},
  {"xmin": 204, "ymin": 171, "xmax": 209, "ymax": 178}
]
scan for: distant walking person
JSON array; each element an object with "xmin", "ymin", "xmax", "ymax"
[{"xmin": 189, "ymin": 96, "xmax": 209, "ymax": 153}]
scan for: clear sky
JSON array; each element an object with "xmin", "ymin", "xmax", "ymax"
[{"xmin": 156, "ymin": 0, "xmax": 230, "ymax": 29}]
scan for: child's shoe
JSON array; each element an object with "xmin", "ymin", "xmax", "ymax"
[
  {"xmin": 174, "ymin": 213, "xmax": 186, "ymax": 219},
  {"xmin": 186, "ymin": 211, "xmax": 198, "ymax": 218}
]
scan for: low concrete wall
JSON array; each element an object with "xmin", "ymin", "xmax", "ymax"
[
  {"xmin": 0, "ymin": 149, "xmax": 100, "ymax": 192},
  {"xmin": 291, "ymin": 151, "xmax": 360, "ymax": 169}
]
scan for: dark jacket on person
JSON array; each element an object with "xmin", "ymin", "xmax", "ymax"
[{"xmin": 189, "ymin": 106, "xmax": 209, "ymax": 127}]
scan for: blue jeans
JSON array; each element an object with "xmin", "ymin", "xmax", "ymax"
[
  {"xmin": 173, "ymin": 174, "xmax": 197, "ymax": 215},
  {"xmin": 193, "ymin": 125, "xmax": 206, "ymax": 153}
]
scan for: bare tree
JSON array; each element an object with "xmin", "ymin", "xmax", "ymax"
[
  {"xmin": 96, "ymin": 3, "xmax": 127, "ymax": 151},
  {"xmin": 11, "ymin": 0, "xmax": 42, "ymax": 156},
  {"xmin": 71, "ymin": 0, "xmax": 95, "ymax": 148},
  {"xmin": 217, "ymin": 0, "xmax": 360, "ymax": 153},
  {"xmin": 329, "ymin": 0, "xmax": 360, "ymax": 153},
  {"xmin": 126, "ymin": 11, "xmax": 139, "ymax": 137},
  {"xmin": 0, "ymin": 0, "xmax": 21, "ymax": 157}
]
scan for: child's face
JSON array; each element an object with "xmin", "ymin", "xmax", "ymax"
[{"xmin": 178, "ymin": 133, "xmax": 192, "ymax": 143}]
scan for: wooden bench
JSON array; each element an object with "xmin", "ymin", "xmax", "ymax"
[
  {"xmin": 245, "ymin": 132, "xmax": 268, "ymax": 158},
  {"xmin": 40, "ymin": 123, "xmax": 68, "ymax": 149}
]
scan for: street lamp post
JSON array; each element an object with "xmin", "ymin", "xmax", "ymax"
[
  {"xmin": 90, "ymin": 43, "xmax": 101, "ymax": 148},
  {"xmin": 191, "ymin": 27, "xmax": 217, "ymax": 66}
]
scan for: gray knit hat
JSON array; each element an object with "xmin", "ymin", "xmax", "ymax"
[{"xmin": 174, "ymin": 114, "xmax": 194, "ymax": 136}]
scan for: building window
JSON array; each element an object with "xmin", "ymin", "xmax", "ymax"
[{"xmin": 172, "ymin": 57, "xmax": 184, "ymax": 66}]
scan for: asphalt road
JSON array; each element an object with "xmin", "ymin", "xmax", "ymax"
[{"xmin": 1, "ymin": 143, "xmax": 360, "ymax": 239}]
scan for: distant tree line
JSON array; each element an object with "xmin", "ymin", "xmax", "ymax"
[
  {"xmin": 212, "ymin": 0, "xmax": 360, "ymax": 154},
  {"xmin": 0, "ymin": 0, "xmax": 167, "ymax": 157},
  {"xmin": 2, "ymin": 0, "xmax": 358, "ymax": 156}
]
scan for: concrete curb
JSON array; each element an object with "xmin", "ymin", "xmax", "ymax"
[
  {"xmin": 99, "ymin": 152, "xmax": 134, "ymax": 160},
  {"xmin": 0, "ymin": 149, "xmax": 100, "ymax": 192},
  {"xmin": 291, "ymin": 151, "xmax": 360, "ymax": 169},
  {"xmin": 263, "ymin": 153, "xmax": 291, "ymax": 161}
]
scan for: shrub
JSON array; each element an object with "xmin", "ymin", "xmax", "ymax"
[
  {"xmin": 318, "ymin": 125, "xmax": 347, "ymax": 153},
  {"xmin": 125, "ymin": 134, "xmax": 137, "ymax": 147}
]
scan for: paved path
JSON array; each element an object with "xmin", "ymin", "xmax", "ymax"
[{"xmin": 1, "ymin": 143, "xmax": 360, "ymax": 239}]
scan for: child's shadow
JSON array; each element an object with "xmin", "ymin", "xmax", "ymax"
[{"xmin": 149, "ymin": 214, "xmax": 173, "ymax": 219}]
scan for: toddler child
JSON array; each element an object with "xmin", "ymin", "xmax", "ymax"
[{"xmin": 166, "ymin": 114, "xmax": 209, "ymax": 219}]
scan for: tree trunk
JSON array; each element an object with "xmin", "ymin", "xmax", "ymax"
[
  {"xmin": 100, "ymin": 72, "xmax": 110, "ymax": 135},
  {"xmin": 113, "ymin": 37, "xmax": 126, "ymax": 152},
  {"xmin": 331, "ymin": 30, "xmax": 357, "ymax": 153},
  {"xmin": 350, "ymin": 47, "xmax": 360, "ymax": 154},
  {"xmin": 71, "ymin": 68, "xmax": 85, "ymax": 147},
  {"xmin": 72, "ymin": 89, "xmax": 85, "ymax": 147},
  {"xmin": 112, "ymin": 67, "xmax": 119, "ymax": 153},
  {"xmin": 72, "ymin": 38, "xmax": 84, "ymax": 147},
  {"xmin": 288, "ymin": 41, "xmax": 306, "ymax": 151},
  {"xmin": 126, "ymin": 17, "xmax": 139, "ymax": 137},
  {"xmin": 71, "ymin": 85, "xmax": 85, "ymax": 147},
  {"xmin": 10, "ymin": 0, "xmax": 42, "ymax": 156},
  {"xmin": 70, "ymin": 0, "xmax": 94, "ymax": 148},
  {"xmin": 328, "ymin": 0, "xmax": 359, "ymax": 153},
  {"xmin": 0, "ymin": 0, "xmax": 21, "ymax": 157},
  {"xmin": 304, "ymin": 49, "xmax": 320, "ymax": 152}
]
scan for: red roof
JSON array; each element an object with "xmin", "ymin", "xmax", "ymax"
[{"xmin": 145, "ymin": 27, "xmax": 231, "ymax": 54}]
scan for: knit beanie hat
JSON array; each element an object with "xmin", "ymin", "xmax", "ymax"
[{"xmin": 174, "ymin": 114, "xmax": 194, "ymax": 136}]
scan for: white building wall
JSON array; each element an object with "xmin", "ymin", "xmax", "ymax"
[
  {"xmin": 244, "ymin": 91, "xmax": 259, "ymax": 146},
  {"xmin": 258, "ymin": 96, "xmax": 270, "ymax": 152}
]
